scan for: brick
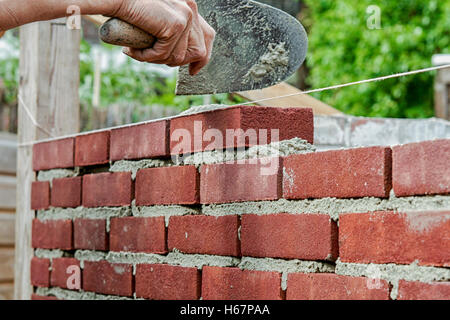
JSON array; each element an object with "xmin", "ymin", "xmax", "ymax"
[
  {"xmin": 397, "ymin": 280, "xmax": 450, "ymax": 300},
  {"xmin": 241, "ymin": 214, "xmax": 338, "ymax": 260},
  {"xmin": 170, "ymin": 106, "xmax": 314, "ymax": 155},
  {"xmin": 31, "ymin": 181, "xmax": 50, "ymax": 210},
  {"xmin": 50, "ymin": 258, "xmax": 80, "ymax": 290},
  {"xmin": 135, "ymin": 264, "xmax": 200, "ymax": 300},
  {"xmin": 74, "ymin": 219, "xmax": 108, "ymax": 251},
  {"xmin": 33, "ymin": 138, "xmax": 74, "ymax": 171},
  {"xmin": 200, "ymin": 158, "xmax": 282, "ymax": 204},
  {"xmin": 135, "ymin": 166, "xmax": 199, "ymax": 206},
  {"xmin": 168, "ymin": 215, "xmax": 240, "ymax": 256},
  {"xmin": 287, "ymin": 273, "xmax": 390, "ymax": 300},
  {"xmin": 393, "ymin": 139, "xmax": 450, "ymax": 196},
  {"xmin": 32, "ymin": 219, "xmax": 73, "ymax": 250},
  {"xmin": 51, "ymin": 177, "xmax": 82, "ymax": 208},
  {"xmin": 31, "ymin": 294, "xmax": 59, "ymax": 300},
  {"xmin": 75, "ymin": 131, "xmax": 110, "ymax": 166},
  {"xmin": 30, "ymin": 257, "xmax": 50, "ymax": 287},
  {"xmin": 202, "ymin": 266, "xmax": 282, "ymax": 300},
  {"xmin": 82, "ymin": 261, "xmax": 133, "ymax": 296},
  {"xmin": 110, "ymin": 120, "xmax": 169, "ymax": 161},
  {"xmin": 283, "ymin": 147, "xmax": 392, "ymax": 199},
  {"xmin": 110, "ymin": 217, "xmax": 166, "ymax": 253},
  {"xmin": 339, "ymin": 211, "xmax": 450, "ymax": 267},
  {"xmin": 82, "ymin": 172, "xmax": 132, "ymax": 207}
]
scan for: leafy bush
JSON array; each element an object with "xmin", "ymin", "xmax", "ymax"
[{"xmin": 302, "ymin": 0, "xmax": 450, "ymax": 118}]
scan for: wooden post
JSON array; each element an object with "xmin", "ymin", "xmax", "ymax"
[
  {"xmin": 15, "ymin": 19, "xmax": 80, "ymax": 300},
  {"xmin": 434, "ymin": 69, "xmax": 450, "ymax": 120}
]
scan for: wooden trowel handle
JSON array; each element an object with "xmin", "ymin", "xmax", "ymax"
[{"xmin": 99, "ymin": 18, "xmax": 156, "ymax": 49}]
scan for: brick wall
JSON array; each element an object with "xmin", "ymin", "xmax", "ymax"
[{"xmin": 30, "ymin": 106, "xmax": 450, "ymax": 300}]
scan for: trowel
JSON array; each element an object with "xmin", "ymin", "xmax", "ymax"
[{"xmin": 99, "ymin": 0, "xmax": 308, "ymax": 95}]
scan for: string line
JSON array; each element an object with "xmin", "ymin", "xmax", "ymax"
[
  {"xmin": 232, "ymin": 64, "xmax": 450, "ymax": 106},
  {"xmin": 18, "ymin": 64, "xmax": 450, "ymax": 148},
  {"xmin": 17, "ymin": 94, "xmax": 55, "ymax": 139}
]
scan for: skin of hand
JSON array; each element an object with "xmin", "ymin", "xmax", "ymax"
[
  {"xmin": 0, "ymin": 0, "xmax": 215, "ymax": 74},
  {"xmin": 117, "ymin": 0, "xmax": 216, "ymax": 75}
]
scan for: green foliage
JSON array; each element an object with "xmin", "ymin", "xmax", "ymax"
[
  {"xmin": 302, "ymin": 0, "xmax": 450, "ymax": 118},
  {"xmin": 0, "ymin": 32, "xmax": 19, "ymax": 104}
]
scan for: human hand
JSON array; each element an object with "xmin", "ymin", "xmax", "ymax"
[{"xmin": 115, "ymin": 0, "xmax": 215, "ymax": 75}]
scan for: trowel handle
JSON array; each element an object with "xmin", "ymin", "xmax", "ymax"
[{"xmin": 99, "ymin": 18, "xmax": 156, "ymax": 49}]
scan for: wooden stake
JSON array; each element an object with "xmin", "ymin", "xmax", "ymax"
[{"xmin": 15, "ymin": 19, "xmax": 80, "ymax": 300}]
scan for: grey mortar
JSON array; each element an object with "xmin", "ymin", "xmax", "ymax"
[
  {"xmin": 74, "ymin": 250, "xmax": 107, "ymax": 268},
  {"xmin": 37, "ymin": 168, "xmax": 79, "ymax": 184},
  {"xmin": 178, "ymin": 104, "xmax": 231, "ymax": 116},
  {"xmin": 244, "ymin": 42, "xmax": 289, "ymax": 83},
  {"xmin": 132, "ymin": 201, "xmax": 200, "ymax": 226},
  {"xmin": 238, "ymin": 257, "xmax": 334, "ymax": 290},
  {"xmin": 105, "ymin": 250, "xmax": 240, "ymax": 271},
  {"xmin": 35, "ymin": 287, "xmax": 134, "ymax": 300},
  {"xmin": 202, "ymin": 195, "xmax": 450, "ymax": 221},
  {"xmin": 37, "ymin": 206, "xmax": 131, "ymax": 232},
  {"xmin": 336, "ymin": 259, "xmax": 450, "ymax": 300},
  {"xmin": 34, "ymin": 249, "xmax": 65, "ymax": 259},
  {"xmin": 165, "ymin": 250, "xmax": 240, "ymax": 269},
  {"xmin": 110, "ymin": 159, "xmax": 173, "ymax": 179},
  {"xmin": 181, "ymin": 138, "xmax": 315, "ymax": 168}
]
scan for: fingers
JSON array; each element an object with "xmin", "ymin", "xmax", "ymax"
[
  {"xmin": 120, "ymin": 0, "xmax": 215, "ymax": 74},
  {"xmin": 189, "ymin": 15, "xmax": 216, "ymax": 75},
  {"xmin": 123, "ymin": 8, "xmax": 192, "ymax": 64}
]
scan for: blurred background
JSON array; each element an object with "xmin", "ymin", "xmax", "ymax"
[{"xmin": 0, "ymin": 0, "xmax": 449, "ymax": 133}]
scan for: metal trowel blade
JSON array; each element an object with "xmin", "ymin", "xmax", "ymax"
[{"xmin": 176, "ymin": 0, "xmax": 308, "ymax": 95}]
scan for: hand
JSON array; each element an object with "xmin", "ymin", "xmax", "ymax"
[{"xmin": 115, "ymin": 0, "xmax": 216, "ymax": 75}]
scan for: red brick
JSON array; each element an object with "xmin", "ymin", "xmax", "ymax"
[
  {"xmin": 200, "ymin": 158, "xmax": 282, "ymax": 204},
  {"xmin": 339, "ymin": 211, "xmax": 450, "ymax": 267},
  {"xmin": 30, "ymin": 257, "xmax": 50, "ymax": 287},
  {"xmin": 202, "ymin": 266, "xmax": 282, "ymax": 300},
  {"xmin": 110, "ymin": 217, "xmax": 166, "ymax": 253},
  {"xmin": 287, "ymin": 273, "xmax": 390, "ymax": 300},
  {"xmin": 75, "ymin": 131, "xmax": 110, "ymax": 166},
  {"xmin": 32, "ymin": 219, "xmax": 73, "ymax": 250},
  {"xmin": 168, "ymin": 215, "xmax": 240, "ymax": 256},
  {"xmin": 82, "ymin": 172, "xmax": 132, "ymax": 207},
  {"xmin": 170, "ymin": 106, "xmax": 313, "ymax": 155},
  {"xmin": 74, "ymin": 219, "xmax": 108, "ymax": 251},
  {"xmin": 31, "ymin": 181, "xmax": 50, "ymax": 210},
  {"xmin": 241, "ymin": 214, "xmax": 338, "ymax": 260},
  {"xmin": 397, "ymin": 280, "xmax": 450, "ymax": 300},
  {"xmin": 110, "ymin": 120, "xmax": 169, "ymax": 161},
  {"xmin": 135, "ymin": 166, "xmax": 199, "ymax": 206},
  {"xmin": 393, "ymin": 139, "xmax": 450, "ymax": 197},
  {"xmin": 31, "ymin": 294, "xmax": 59, "ymax": 300},
  {"xmin": 50, "ymin": 258, "xmax": 80, "ymax": 290},
  {"xmin": 136, "ymin": 264, "xmax": 200, "ymax": 300},
  {"xmin": 51, "ymin": 177, "xmax": 82, "ymax": 208},
  {"xmin": 283, "ymin": 147, "xmax": 392, "ymax": 199},
  {"xmin": 82, "ymin": 261, "xmax": 133, "ymax": 296},
  {"xmin": 33, "ymin": 138, "xmax": 74, "ymax": 171}
]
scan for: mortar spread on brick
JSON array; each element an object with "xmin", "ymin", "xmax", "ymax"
[
  {"xmin": 37, "ymin": 168, "xmax": 79, "ymax": 182},
  {"xmin": 110, "ymin": 159, "xmax": 172, "ymax": 179},
  {"xmin": 404, "ymin": 210, "xmax": 450, "ymax": 233},
  {"xmin": 202, "ymin": 195, "xmax": 450, "ymax": 221},
  {"xmin": 336, "ymin": 259, "xmax": 450, "ymax": 299},
  {"xmin": 181, "ymin": 137, "xmax": 315, "ymax": 167},
  {"xmin": 178, "ymin": 104, "xmax": 230, "ymax": 116}
]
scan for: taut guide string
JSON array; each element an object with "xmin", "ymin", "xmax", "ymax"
[{"xmin": 18, "ymin": 64, "xmax": 450, "ymax": 148}]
